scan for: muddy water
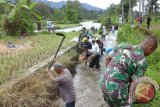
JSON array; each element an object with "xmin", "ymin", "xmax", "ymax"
[
  {"xmin": 74, "ymin": 63, "xmax": 107, "ymax": 107},
  {"xmin": 60, "ymin": 31, "xmax": 117, "ymax": 107}
]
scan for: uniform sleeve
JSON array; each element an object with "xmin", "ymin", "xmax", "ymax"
[{"xmin": 131, "ymin": 58, "xmax": 148, "ymax": 80}]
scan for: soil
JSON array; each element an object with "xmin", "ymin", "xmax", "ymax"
[{"xmin": 0, "ymin": 43, "xmax": 32, "ymax": 54}]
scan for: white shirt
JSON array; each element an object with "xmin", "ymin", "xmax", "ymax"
[
  {"xmin": 91, "ymin": 42, "xmax": 100, "ymax": 54},
  {"xmin": 47, "ymin": 20, "xmax": 52, "ymax": 28},
  {"xmin": 112, "ymin": 26, "xmax": 115, "ymax": 30},
  {"xmin": 102, "ymin": 28, "xmax": 107, "ymax": 35},
  {"xmin": 119, "ymin": 17, "xmax": 122, "ymax": 24}
]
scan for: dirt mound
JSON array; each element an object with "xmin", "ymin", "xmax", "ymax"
[
  {"xmin": 0, "ymin": 47, "xmax": 78, "ymax": 107},
  {"xmin": 0, "ymin": 70, "xmax": 60, "ymax": 107}
]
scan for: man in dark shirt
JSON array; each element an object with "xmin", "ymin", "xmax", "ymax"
[
  {"xmin": 147, "ymin": 16, "xmax": 151, "ymax": 29},
  {"xmin": 82, "ymin": 37, "xmax": 92, "ymax": 49}
]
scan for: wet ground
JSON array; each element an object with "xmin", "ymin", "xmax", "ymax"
[{"xmin": 61, "ymin": 31, "xmax": 117, "ymax": 107}]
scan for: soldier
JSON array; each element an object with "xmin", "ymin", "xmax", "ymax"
[{"xmin": 99, "ymin": 36, "xmax": 158, "ymax": 107}]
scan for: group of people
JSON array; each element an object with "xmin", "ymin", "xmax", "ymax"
[
  {"xmin": 45, "ymin": 24, "xmax": 158, "ymax": 107},
  {"xmin": 135, "ymin": 16, "xmax": 152, "ymax": 29},
  {"xmin": 78, "ymin": 26, "xmax": 112, "ymax": 71}
]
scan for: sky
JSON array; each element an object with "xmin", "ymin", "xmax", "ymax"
[{"xmin": 48, "ymin": 0, "xmax": 121, "ymax": 9}]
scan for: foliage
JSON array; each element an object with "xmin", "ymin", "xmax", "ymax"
[
  {"xmin": 98, "ymin": 15, "xmax": 119, "ymax": 27},
  {"xmin": 30, "ymin": 1, "xmax": 103, "ymax": 24},
  {"xmin": 104, "ymin": 4, "xmax": 120, "ymax": 16},
  {"xmin": 82, "ymin": 9, "xmax": 103, "ymax": 20},
  {"xmin": 1, "ymin": 0, "xmax": 40, "ymax": 36},
  {"xmin": 147, "ymin": 0, "xmax": 160, "ymax": 16},
  {"xmin": 34, "ymin": 2, "xmax": 53, "ymax": 20},
  {"xmin": 52, "ymin": 9, "xmax": 65, "ymax": 23},
  {"xmin": 63, "ymin": 0, "xmax": 83, "ymax": 23},
  {"xmin": 121, "ymin": 0, "xmax": 138, "ymax": 18}
]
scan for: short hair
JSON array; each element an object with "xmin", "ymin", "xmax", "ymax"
[
  {"xmin": 53, "ymin": 62, "xmax": 63, "ymax": 69},
  {"xmin": 144, "ymin": 36, "xmax": 158, "ymax": 49}
]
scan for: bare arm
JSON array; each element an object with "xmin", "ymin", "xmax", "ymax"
[
  {"xmin": 46, "ymin": 58, "xmax": 56, "ymax": 81},
  {"xmin": 105, "ymin": 50, "xmax": 115, "ymax": 67},
  {"xmin": 105, "ymin": 56, "xmax": 112, "ymax": 67},
  {"xmin": 46, "ymin": 69, "xmax": 55, "ymax": 81}
]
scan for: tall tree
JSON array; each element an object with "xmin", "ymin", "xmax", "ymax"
[
  {"xmin": 139, "ymin": 0, "xmax": 142, "ymax": 14},
  {"xmin": 34, "ymin": 2, "xmax": 52, "ymax": 19},
  {"xmin": 129, "ymin": 0, "xmax": 133, "ymax": 24},
  {"xmin": 121, "ymin": 0, "xmax": 125, "ymax": 23},
  {"xmin": 142, "ymin": 0, "xmax": 145, "ymax": 22},
  {"xmin": 121, "ymin": 0, "xmax": 138, "ymax": 20},
  {"xmin": 64, "ymin": 0, "xmax": 83, "ymax": 23},
  {"xmin": 147, "ymin": 0, "xmax": 160, "ymax": 16}
]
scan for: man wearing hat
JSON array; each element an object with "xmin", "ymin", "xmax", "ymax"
[
  {"xmin": 78, "ymin": 27, "xmax": 87, "ymax": 49},
  {"xmin": 46, "ymin": 62, "xmax": 76, "ymax": 107},
  {"xmin": 82, "ymin": 37, "xmax": 92, "ymax": 49},
  {"xmin": 82, "ymin": 38, "xmax": 100, "ymax": 71},
  {"xmin": 96, "ymin": 36, "xmax": 104, "ymax": 55}
]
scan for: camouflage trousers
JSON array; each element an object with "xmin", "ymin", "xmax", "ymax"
[{"xmin": 103, "ymin": 92, "xmax": 131, "ymax": 107}]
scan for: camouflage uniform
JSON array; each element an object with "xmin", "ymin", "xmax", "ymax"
[{"xmin": 99, "ymin": 43, "xmax": 148, "ymax": 107}]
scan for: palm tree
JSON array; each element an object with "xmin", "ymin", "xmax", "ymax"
[
  {"xmin": 121, "ymin": 0, "xmax": 125, "ymax": 23},
  {"xmin": 129, "ymin": 0, "xmax": 134, "ymax": 24},
  {"xmin": 139, "ymin": 0, "xmax": 142, "ymax": 15},
  {"xmin": 147, "ymin": 0, "xmax": 160, "ymax": 16},
  {"xmin": 142, "ymin": 0, "xmax": 145, "ymax": 22},
  {"xmin": 154, "ymin": 1, "xmax": 160, "ymax": 15},
  {"xmin": 121, "ymin": 0, "xmax": 137, "ymax": 23}
]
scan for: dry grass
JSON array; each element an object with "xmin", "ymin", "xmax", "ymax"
[{"xmin": 0, "ymin": 48, "xmax": 78, "ymax": 107}]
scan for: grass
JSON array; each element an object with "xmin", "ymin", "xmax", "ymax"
[
  {"xmin": 117, "ymin": 22, "xmax": 160, "ymax": 107},
  {"xmin": 34, "ymin": 21, "xmax": 80, "ymax": 30},
  {"xmin": 0, "ymin": 31, "xmax": 79, "ymax": 85},
  {"xmin": 0, "ymin": 48, "xmax": 78, "ymax": 107},
  {"xmin": 55, "ymin": 23, "xmax": 80, "ymax": 29}
]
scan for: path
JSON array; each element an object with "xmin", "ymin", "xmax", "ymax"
[{"xmin": 71, "ymin": 31, "xmax": 118, "ymax": 107}]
